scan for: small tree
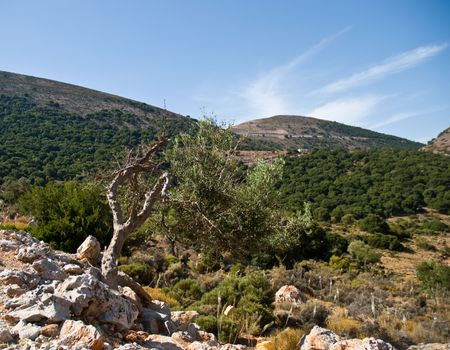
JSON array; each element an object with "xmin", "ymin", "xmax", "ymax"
[{"xmin": 101, "ymin": 138, "xmax": 169, "ymax": 289}]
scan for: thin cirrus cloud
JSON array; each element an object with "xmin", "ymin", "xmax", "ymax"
[
  {"xmin": 369, "ymin": 107, "xmax": 447, "ymax": 130},
  {"xmin": 311, "ymin": 43, "xmax": 448, "ymax": 95},
  {"xmin": 236, "ymin": 26, "xmax": 352, "ymax": 117},
  {"xmin": 309, "ymin": 95, "xmax": 388, "ymax": 125}
]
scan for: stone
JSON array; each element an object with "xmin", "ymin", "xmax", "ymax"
[
  {"xmin": 7, "ymin": 293, "xmax": 71, "ymax": 323},
  {"xmin": 41, "ymin": 323, "xmax": 60, "ymax": 337},
  {"xmin": 6, "ymin": 284, "xmax": 27, "ymax": 297},
  {"xmin": 275, "ymin": 285, "xmax": 307, "ymax": 305},
  {"xmin": 0, "ymin": 269, "xmax": 40, "ymax": 289},
  {"xmin": 220, "ymin": 345, "xmax": 247, "ymax": 350},
  {"xmin": 58, "ymin": 320, "xmax": 104, "ymax": 350},
  {"xmin": 0, "ymin": 238, "xmax": 20, "ymax": 251},
  {"xmin": 0, "ymin": 327, "xmax": 13, "ymax": 343},
  {"xmin": 145, "ymin": 334, "xmax": 184, "ymax": 350},
  {"xmin": 56, "ymin": 273, "xmax": 139, "ymax": 330},
  {"xmin": 121, "ymin": 286, "xmax": 143, "ymax": 314},
  {"xmin": 408, "ymin": 345, "xmax": 450, "ymax": 350},
  {"xmin": 76, "ymin": 235, "xmax": 101, "ymax": 265},
  {"xmin": 171, "ymin": 310, "xmax": 199, "ymax": 331},
  {"xmin": 186, "ymin": 342, "xmax": 216, "ymax": 350},
  {"xmin": 11, "ymin": 320, "xmax": 41, "ymax": 341},
  {"xmin": 17, "ymin": 243, "xmax": 49, "ymax": 263},
  {"xmin": 298, "ymin": 326, "xmax": 341, "ymax": 350},
  {"xmin": 32, "ymin": 258, "xmax": 68, "ymax": 281},
  {"xmin": 63, "ymin": 263, "xmax": 84, "ymax": 274},
  {"xmin": 298, "ymin": 326, "xmax": 396, "ymax": 350},
  {"xmin": 141, "ymin": 307, "xmax": 172, "ymax": 334}
]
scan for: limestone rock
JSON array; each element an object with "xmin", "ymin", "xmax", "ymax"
[
  {"xmin": 0, "ymin": 323, "xmax": 13, "ymax": 343},
  {"xmin": 275, "ymin": 285, "xmax": 307, "ymax": 305},
  {"xmin": 7, "ymin": 293, "xmax": 71, "ymax": 323},
  {"xmin": 298, "ymin": 326, "xmax": 396, "ymax": 350},
  {"xmin": 298, "ymin": 326, "xmax": 341, "ymax": 350},
  {"xmin": 332, "ymin": 338, "xmax": 395, "ymax": 350},
  {"xmin": 77, "ymin": 235, "xmax": 101, "ymax": 265},
  {"xmin": 63, "ymin": 263, "xmax": 84, "ymax": 274},
  {"xmin": 58, "ymin": 320, "xmax": 104, "ymax": 350},
  {"xmin": 408, "ymin": 345, "xmax": 450, "ymax": 350},
  {"xmin": 32, "ymin": 258, "xmax": 68, "ymax": 281},
  {"xmin": 17, "ymin": 243, "xmax": 49, "ymax": 263},
  {"xmin": 172, "ymin": 311, "xmax": 200, "ymax": 331},
  {"xmin": 41, "ymin": 323, "xmax": 60, "ymax": 337},
  {"xmin": 145, "ymin": 334, "xmax": 184, "ymax": 350},
  {"xmin": 11, "ymin": 320, "xmax": 41, "ymax": 340},
  {"xmin": 0, "ymin": 238, "xmax": 20, "ymax": 251},
  {"xmin": 0, "ymin": 269, "xmax": 40, "ymax": 289},
  {"xmin": 220, "ymin": 345, "xmax": 247, "ymax": 350},
  {"xmin": 56, "ymin": 273, "xmax": 139, "ymax": 330}
]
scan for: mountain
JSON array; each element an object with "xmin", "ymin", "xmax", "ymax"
[
  {"xmin": 233, "ymin": 115, "xmax": 423, "ymax": 151},
  {"xmin": 0, "ymin": 71, "xmax": 194, "ymax": 185},
  {"xmin": 424, "ymin": 126, "xmax": 450, "ymax": 155}
]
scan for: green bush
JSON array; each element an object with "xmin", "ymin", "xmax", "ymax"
[
  {"xmin": 119, "ymin": 262, "xmax": 155, "ymax": 285},
  {"xmin": 358, "ymin": 214, "xmax": 390, "ymax": 234},
  {"xmin": 421, "ymin": 220, "xmax": 449, "ymax": 232},
  {"xmin": 417, "ymin": 261, "xmax": 450, "ymax": 291},
  {"xmin": 348, "ymin": 240, "xmax": 381, "ymax": 267},
  {"xmin": 366, "ymin": 233, "xmax": 402, "ymax": 251},
  {"xmin": 19, "ymin": 181, "xmax": 112, "ymax": 252},
  {"xmin": 168, "ymin": 278, "xmax": 203, "ymax": 307},
  {"xmin": 196, "ymin": 315, "xmax": 218, "ymax": 334}
]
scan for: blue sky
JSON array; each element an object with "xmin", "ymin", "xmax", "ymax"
[{"xmin": 1, "ymin": 0, "xmax": 449, "ymax": 142}]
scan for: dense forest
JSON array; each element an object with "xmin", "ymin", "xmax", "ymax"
[
  {"xmin": 0, "ymin": 95, "xmax": 193, "ymax": 185},
  {"xmin": 279, "ymin": 148, "xmax": 450, "ymax": 220}
]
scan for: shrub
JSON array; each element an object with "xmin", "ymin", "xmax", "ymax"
[
  {"xmin": 417, "ymin": 261, "xmax": 450, "ymax": 291},
  {"xmin": 168, "ymin": 278, "xmax": 203, "ymax": 307},
  {"xmin": 329, "ymin": 255, "xmax": 350, "ymax": 271},
  {"xmin": 119, "ymin": 262, "xmax": 155, "ymax": 285},
  {"xmin": 348, "ymin": 240, "xmax": 381, "ymax": 267},
  {"xmin": 421, "ymin": 220, "xmax": 449, "ymax": 232},
  {"xmin": 196, "ymin": 315, "xmax": 218, "ymax": 334},
  {"xmin": 358, "ymin": 214, "xmax": 390, "ymax": 234},
  {"xmin": 341, "ymin": 214, "xmax": 355, "ymax": 226},
  {"xmin": 366, "ymin": 233, "xmax": 402, "ymax": 251},
  {"xmin": 415, "ymin": 237, "xmax": 436, "ymax": 251},
  {"xmin": 270, "ymin": 328, "xmax": 305, "ymax": 350},
  {"xmin": 19, "ymin": 181, "xmax": 112, "ymax": 252}
]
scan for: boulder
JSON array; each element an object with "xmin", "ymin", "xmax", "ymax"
[
  {"xmin": 298, "ymin": 326, "xmax": 395, "ymax": 350},
  {"xmin": 172, "ymin": 310, "xmax": 200, "ymax": 331},
  {"xmin": 145, "ymin": 334, "xmax": 184, "ymax": 350},
  {"xmin": 63, "ymin": 263, "xmax": 84, "ymax": 274},
  {"xmin": 7, "ymin": 293, "xmax": 71, "ymax": 323},
  {"xmin": 408, "ymin": 345, "xmax": 450, "ymax": 350},
  {"xmin": 17, "ymin": 243, "xmax": 49, "ymax": 263},
  {"xmin": 298, "ymin": 326, "xmax": 341, "ymax": 350},
  {"xmin": 0, "ymin": 269, "xmax": 40, "ymax": 289},
  {"xmin": 275, "ymin": 285, "xmax": 307, "ymax": 305},
  {"xmin": 11, "ymin": 320, "xmax": 41, "ymax": 340},
  {"xmin": 41, "ymin": 323, "xmax": 60, "ymax": 337},
  {"xmin": 0, "ymin": 238, "xmax": 20, "ymax": 251},
  {"xmin": 32, "ymin": 258, "xmax": 68, "ymax": 281},
  {"xmin": 56, "ymin": 273, "xmax": 139, "ymax": 330},
  {"xmin": 77, "ymin": 235, "xmax": 101, "ymax": 265},
  {"xmin": 332, "ymin": 338, "xmax": 395, "ymax": 350},
  {"xmin": 0, "ymin": 323, "xmax": 13, "ymax": 343},
  {"xmin": 58, "ymin": 320, "xmax": 104, "ymax": 350}
]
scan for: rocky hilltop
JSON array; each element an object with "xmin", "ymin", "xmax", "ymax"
[
  {"xmin": 232, "ymin": 115, "xmax": 423, "ymax": 151},
  {"xmin": 424, "ymin": 126, "xmax": 450, "ymax": 155}
]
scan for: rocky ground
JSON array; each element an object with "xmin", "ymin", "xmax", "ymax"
[{"xmin": 0, "ymin": 229, "xmax": 447, "ymax": 350}]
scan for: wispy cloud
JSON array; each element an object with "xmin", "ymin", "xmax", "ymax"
[
  {"xmin": 369, "ymin": 107, "xmax": 447, "ymax": 129},
  {"xmin": 309, "ymin": 95, "xmax": 387, "ymax": 125},
  {"xmin": 311, "ymin": 43, "xmax": 448, "ymax": 95},
  {"xmin": 237, "ymin": 26, "xmax": 352, "ymax": 117}
]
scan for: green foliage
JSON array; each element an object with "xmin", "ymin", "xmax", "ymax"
[
  {"xmin": 279, "ymin": 148, "xmax": 450, "ymax": 218},
  {"xmin": 365, "ymin": 233, "xmax": 402, "ymax": 251},
  {"xmin": 347, "ymin": 240, "xmax": 381, "ymax": 267},
  {"xmin": 421, "ymin": 220, "xmax": 449, "ymax": 232},
  {"xmin": 119, "ymin": 262, "xmax": 155, "ymax": 285},
  {"xmin": 0, "ymin": 95, "xmax": 192, "ymax": 185},
  {"xmin": 358, "ymin": 214, "xmax": 390, "ymax": 234},
  {"xmin": 164, "ymin": 118, "xmax": 284, "ymax": 261},
  {"xmin": 168, "ymin": 278, "xmax": 203, "ymax": 307},
  {"xmin": 18, "ymin": 181, "xmax": 112, "ymax": 252},
  {"xmin": 417, "ymin": 261, "xmax": 450, "ymax": 291}
]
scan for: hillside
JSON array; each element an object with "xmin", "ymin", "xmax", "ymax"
[
  {"xmin": 0, "ymin": 70, "xmax": 182, "ymax": 120},
  {"xmin": 0, "ymin": 71, "xmax": 195, "ymax": 185},
  {"xmin": 424, "ymin": 126, "xmax": 450, "ymax": 155},
  {"xmin": 233, "ymin": 115, "xmax": 423, "ymax": 151}
]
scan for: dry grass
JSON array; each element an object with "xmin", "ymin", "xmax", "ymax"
[
  {"xmin": 142, "ymin": 286, "xmax": 180, "ymax": 307},
  {"xmin": 326, "ymin": 307, "xmax": 362, "ymax": 338},
  {"xmin": 269, "ymin": 328, "xmax": 305, "ymax": 350},
  {"xmin": 0, "ymin": 215, "xmax": 29, "ymax": 229}
]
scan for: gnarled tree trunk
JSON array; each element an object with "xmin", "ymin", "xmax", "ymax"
[{"xmin": 101, "ymin": 139, "xmax": 169, "ymax": 289}]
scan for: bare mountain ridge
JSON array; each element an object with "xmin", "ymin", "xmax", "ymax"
[
  {"xmin": 424, "ymin": 126, "xmax": 450, "ymax": 155},
  {"xmin": 0, "ymin": 70, "xmax": 185, "ymax": 124},
  {"xmin": 233, "ymin": 115, "xmax": 423, "ymax": 150}
]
